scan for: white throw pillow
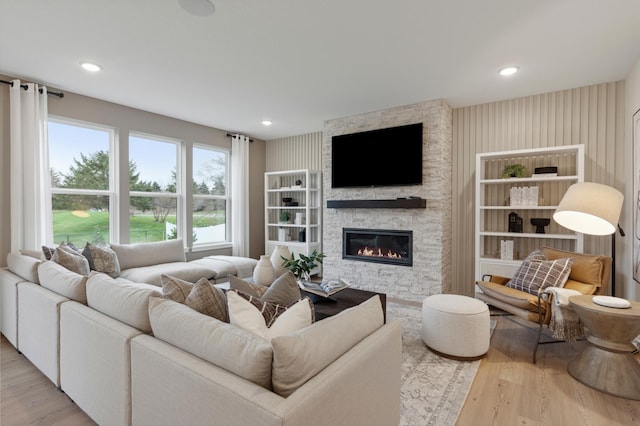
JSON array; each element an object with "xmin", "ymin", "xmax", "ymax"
[{"xmin": 227, "ymin": 291, "xmax": 314, "ymax": 340}]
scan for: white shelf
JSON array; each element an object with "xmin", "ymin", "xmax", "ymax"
[
  {"xmin": 480, "ymin": 175, "xmax": 579, "ymax": 184},
  {"xmin": 475, "ymin": 145, "xmax": 584, "ymax": 280},
  {"xmin": 479, "ymin": 231, "xmax": 578, "ymax": 240},
  {"xmin": 479, "ymin": 206, "xmax": 559, "ymax": 210},
  {"xmin": 264, "ymin": 169, "xmax": 323, "ymax": 275}
]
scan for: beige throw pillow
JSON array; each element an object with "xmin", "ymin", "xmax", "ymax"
[
  {"xmin": 52, "ymin": 242, "xmax": 90, "ymax": 275},
  {"xmin": 227, "ymin": 290, "xmax": 314, "ymax": 340},
  {"xmin": 161, "ymin": 274, "xmax": 228, "ymax": 322},
  {"xmin": 228, "ymin": 275, "xmax": 268, "ymax": 298},
  {"xmin": 229, "ymin": 272, "xmax": 302, "ymax": 306},
  {"xmin": 83, "ymin": 243, "xmax": 121, "ymax": 278},
  {"xmin": 271, "ymin": 295, "xmax": 384, "ymax": 397}
]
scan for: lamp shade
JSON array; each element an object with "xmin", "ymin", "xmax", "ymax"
[{"xmin": 553, "ymin": 182, "xmax": 623, "ymax": 236}]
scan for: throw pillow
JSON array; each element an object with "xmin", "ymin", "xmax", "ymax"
[
  {"xmin": 51, "ymin": 242, "xmax": 90, "ymax": 275},
  {"xmin": 228, "ymin": 274, "xmax": 268, "ymax": 298},
  {"xmin": 42, "ymin": 242, "xmax": 80, "ymax": 260},
  {"xmin": 185, "ymin": 278, "xmax": 229, "ymax": 322},
  {"xmin": 506, "ymin": 250, "xmax": 574, "ymax": 295},
  {"xmin": 161, "ymin": 274, "xmax": 228, "ymax": 322},
  {"xmin": 227, "ymin": 290, "xmax": 314, "ymax": 340},
  {"xmin": 83, "ymin": 242, "xmax": 121, "ymax": 278},
  {"xmin": 260, "ymin": 272, "xmax": 302, "ymax": 306},
  {"xmin": 161, "ymin": 274, "xmax": 194, "ymax": 303}
]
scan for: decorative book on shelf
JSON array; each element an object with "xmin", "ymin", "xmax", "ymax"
[{"xmin": 298, "ymin": 278, "xmax": 350, "ymax": 298}]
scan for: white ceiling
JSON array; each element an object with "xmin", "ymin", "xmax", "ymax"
[{"xmin": 2, "ymin": 0, "xmax": 640, "ymax": 140}]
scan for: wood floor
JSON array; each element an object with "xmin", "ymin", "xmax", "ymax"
[
  {"xmin": 457, "ymin": 314, "xmax": 640, "ymax": 426},
  {"xmin": 2, "ymin": 316, "xmax": 639, "ymax": 426}
]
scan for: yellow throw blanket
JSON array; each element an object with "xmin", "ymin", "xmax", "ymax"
[{"xmin": 543, "ymin": 287, "xmax": 585, "ymax": 342}]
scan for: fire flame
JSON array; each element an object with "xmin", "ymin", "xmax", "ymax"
[{"xmin": 356, "ymin": 246, "xmax": 402, "ymax": 259}]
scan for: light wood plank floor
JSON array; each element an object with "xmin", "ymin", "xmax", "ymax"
[
  {"xmin": 457, "ymin": 314, "xmax": 640, "ymax": 426},
  {"xmin": 2, "ymin": 316, "xmax": 640, "ymax": 426}
]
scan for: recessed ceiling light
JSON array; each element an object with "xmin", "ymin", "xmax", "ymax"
[
  {"xmin": 499, "ymin": 66, "xmax": 518, "ymax": 76},
  {"xmin": 80, "ymin": 62, "xmax": 101, "ymax": 72},
  {"xmin": 262, "ymin": 120, "xmax": 273, "ymax": 126},
  {"xmin": 179, "ymin": 0, "xmax": 215, "ymax": 16}
]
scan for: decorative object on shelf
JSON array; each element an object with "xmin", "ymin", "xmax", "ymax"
[
  {"xmin": 281, "ymin": 249, "xmax": 325, "ymax": 282},
  {"xmin": 295, "ymin": 212, "xmax": 305, "ymax": 225},
  {"xmin": 278, "ymin": 228, "xmax": 288, "ymax": 242},
  {"xmin": 501, "ymin": 164, "xmax": 527, "ymax": 178},
  {"xmin": 253, "ymin": 255, "xmax": 275, "ymax": 286},
  {"xmin": 279, "ymin": 211, "xmax": 291, "ymax": 224},
  {"xmin": 509, "ymin": 186, "xmax": 539, "ymax": 207},
  {"xmin": 282, "ymin": 197, "xmax": 292, "ymax": 204},
  {"xmin": 270, "ymin": 245, "xmax": 291, "ymax": 277},
  {"xmin": 508, "ymin": 212, "xmax": 523, "ymax": 233},
  {"xmin": 532, "ymin": 166, "xmax": 558, "ymax": 177},
  {"xmin": 298, "ymin": 229, "xmax": 306, "ymax": 242},
  {"xmin": 530, "ymin": 218, "xmax": 550, "ymax": 233},
  {"xmin": 553, "ymin": 182, "xmax": 624, "ymax": 295},
  {"xmin": 295, "ymin": 179, "xmax": 302, "ymax": 186},
  {"xmin": 500, "ymin": 240, "xmax": 514, "ymax": 260}
]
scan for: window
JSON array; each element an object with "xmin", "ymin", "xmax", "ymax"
[
  {"xmin": 48, "ymin": 119, "xmax": 114, "ymax": 246},
  {"xmin": 129, "ymin": 134, "xmax": 179, "ymax": 243},
  {"xmin": 192, "ymin": 145, "xmax": 229, "ymax": 246}
]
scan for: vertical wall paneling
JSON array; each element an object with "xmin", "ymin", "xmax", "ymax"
[
  {"xmin": 265, "ymin": 131, "xmax": 323, "ymax": 172},
  {"xmin": 452, "ymin": 82, "xmax": 624, "ymax": 296}
]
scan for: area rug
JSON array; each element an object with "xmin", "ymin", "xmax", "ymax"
[{"xmin": 386, "ymin": 302, "xmax": 495, "ymax": 426}]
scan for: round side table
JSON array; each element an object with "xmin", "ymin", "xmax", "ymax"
[{"xmin": 568, "ymin": 295, "xmax": 640, "ymax": 400}]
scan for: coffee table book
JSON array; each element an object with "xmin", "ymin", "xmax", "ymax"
[{"xmin": 298, "ymin": 278, "xmax": 350, "ymax": 298}]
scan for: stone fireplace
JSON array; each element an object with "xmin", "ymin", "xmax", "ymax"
[
  {"xmin": 343, "ymin": 228, "xmax": 412, "ymax": 267},
  {"xmin": 322, "ymin": 100, "xmax": 453, "ymax": 302}
]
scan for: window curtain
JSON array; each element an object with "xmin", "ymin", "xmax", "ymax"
[
  {"xmin": 9, "ymin": 80, "xmax": 52, "ymax": 252},
  {"xmin": 231, "ymin": 134, "xmax": 250, "ymax": 257}
]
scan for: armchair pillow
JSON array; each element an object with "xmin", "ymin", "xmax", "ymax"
[{"xmin": 506, "ymin": 250, "xmax": 574, "ymax": 295}]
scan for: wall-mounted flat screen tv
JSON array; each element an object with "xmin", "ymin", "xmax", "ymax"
[{"xmin": 331, "ymin": 123, "xmax": 423, "ymax": 188}]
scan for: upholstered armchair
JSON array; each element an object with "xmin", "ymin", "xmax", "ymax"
[{"xmin": 476, "ymin": 246, "xmax": 612, "ymax": 362}]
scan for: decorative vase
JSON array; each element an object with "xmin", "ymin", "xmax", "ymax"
[
  {"xmin": 253, "ymin": 255, "xmax": 275, "ymax": 286},
  {"xmin": 270, "ymin": 245, "xmax": 291, "ymax": 277}
]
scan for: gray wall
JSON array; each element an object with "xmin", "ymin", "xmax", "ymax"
[{"xmin": 0, "ymin": 75, "xmax": 266, "ymax": 264}]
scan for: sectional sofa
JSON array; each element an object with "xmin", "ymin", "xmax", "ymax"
[{"xmin": 0, "ymin": 240, "xmax": 402, "ymax": 426}]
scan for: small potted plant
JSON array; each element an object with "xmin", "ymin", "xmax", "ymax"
[
  {"xmin": 279, "ymin": 211, "xmax": 291, "ymax": 224},
  {"xmin": 501, "ymin": 164, "xmax": 527, "ymax": 178},
  {"xmin": 281, "ymin": 249, "xmax": 326, "ymax": 282}
]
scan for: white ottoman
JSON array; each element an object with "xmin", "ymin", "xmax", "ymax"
[{"xmin": 421, "ymin": 294, "xmax": 490, "ymax": 360}]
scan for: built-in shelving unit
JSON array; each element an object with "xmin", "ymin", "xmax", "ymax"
[
  {"xmin": 265, "ymin": 169, "xmax": 322, "ymax": 275},
  {"xmin": 475, "ymin": 145, "xmax": 584, "ymax": 281}
]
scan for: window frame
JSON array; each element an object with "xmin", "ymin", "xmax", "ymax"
[
  {"xmin": 48, "ymin": 116, "xmax": 117, "ymax": 245},
  {"xmin": 191, "ymin": 143, "xmax": 231, "ymax": 250}
]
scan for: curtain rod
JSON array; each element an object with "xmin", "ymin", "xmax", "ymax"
[
  {"xmin": 226, "ymin": 133, "xmax": 253, "ymax": 143},
  {"xmin": 0, "ymin": 79, "xmax": 64, "ymax": 99}
]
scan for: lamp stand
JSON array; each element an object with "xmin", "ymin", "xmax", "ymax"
[{"xmin": 611, "ymin": 224, "xmax": 625, "ymax": 297}]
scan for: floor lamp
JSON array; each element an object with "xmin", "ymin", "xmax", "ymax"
[{"xmin": 553, "ymin": 182, "xmax": 624, "ymax": 296}]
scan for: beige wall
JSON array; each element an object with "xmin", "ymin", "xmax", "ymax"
[
  {"xmin": 452, "ymin": 82, "xmax": 627, "ymax": 297},
  {"xmin": 0, "ymin": 75, "xmax": 266, "ymax": 264}
]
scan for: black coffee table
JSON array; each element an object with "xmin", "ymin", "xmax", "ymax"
[{"xmin": 303, "ymin": 288, "xmax": 386, "ymax": 322}]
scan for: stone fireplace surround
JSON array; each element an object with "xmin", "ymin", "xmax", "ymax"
[{"xmin": 322, "ymin": 100, "xmax": 453, "ymax": 303}]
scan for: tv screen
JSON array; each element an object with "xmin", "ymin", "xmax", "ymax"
[{"xmin": 331, "ymin": 123, "xmax": 423, "ymax": 188}]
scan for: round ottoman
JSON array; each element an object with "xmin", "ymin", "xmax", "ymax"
[{"xmin": 421, "ymin": 294, "xmax": 490, "ymax": 360}]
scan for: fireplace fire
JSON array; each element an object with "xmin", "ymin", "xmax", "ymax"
[{"xmin": 343, "ymin": 228, "xmax": 412, "ymax": 266}]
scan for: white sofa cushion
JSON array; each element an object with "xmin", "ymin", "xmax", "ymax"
[
  {"xmin": 148, "ymin": 297, "xmax": 273, "ymax": 389},
  {"xmin": 86, "ymin": 272, "xmax": 161, "ymax": 333},
  {"xmin": 7, "ymin": 252, "xmax": 41, "ymax": 283},
  {"xmin": 271, "ymin": 295, "xmax": 384, "ymax": 397},
  {"xmin": 111, "ymin": 239, "xmax": 186, "ymax": 270},
  {"xmin": 38, "ymin": 261, "xmax": 88, "ymax": 303},
  {"xmin": 119, "ymin": 261, "xmax": 217, "ymax": 286}
]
